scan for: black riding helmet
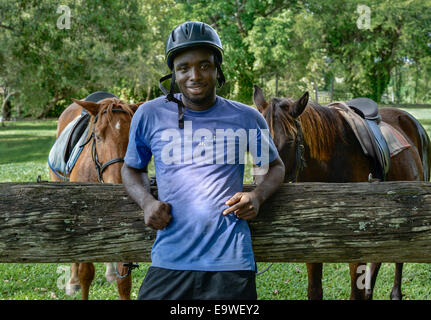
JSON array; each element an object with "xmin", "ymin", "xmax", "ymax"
[
  {"xmin": 159, "ymin": 21, "xmax": 226, "ymax": 129},
  {"xmin": 166, "ymin": 21, "xmax": 224, "ymax": 70}
]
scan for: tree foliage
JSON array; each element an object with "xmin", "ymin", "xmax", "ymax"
[
  {"xmin": 1, "ymin": 0, "xmax": 148, "ymax": 117},
  {"xmin": 0, "ymin": 0, "xmax": 430, "ymax": 119}
]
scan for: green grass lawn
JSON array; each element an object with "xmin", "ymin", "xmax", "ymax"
[{"xmin": 1, "ymin": 113, "xmax": 431, "ymax": 300}]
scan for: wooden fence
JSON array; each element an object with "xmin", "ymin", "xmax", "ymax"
[{"xmin": 1, "ymin": 181, "xmax": 431, "ymax": 263}]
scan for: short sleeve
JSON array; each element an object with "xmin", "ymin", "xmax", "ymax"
[{"xmin": 124, "ymin": 104, "xmax": 153, "ymax": 169}]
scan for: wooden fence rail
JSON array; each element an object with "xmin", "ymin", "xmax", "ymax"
[{"xmin": 1, "ymin": 181, "xmax": 431, "ymax": 263}]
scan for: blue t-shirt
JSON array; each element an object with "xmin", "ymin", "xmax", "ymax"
[{"xmin": 124, "ymin": 94, "xmax": 279, "ymax": 271}]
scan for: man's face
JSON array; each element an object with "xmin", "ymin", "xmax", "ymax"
[{"xmin": 173, "ymin": 47, "xmax": 218, "ymax": 108}]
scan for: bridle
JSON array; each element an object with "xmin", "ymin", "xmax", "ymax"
[
  {"xmin": 265, "ymin": 105, "xmax": 307, "ymax": 183},
  {"xmin": 81, "ymin": 108, "xmax": 130, "ymax": 183},
  {"xmin": 292, "ymin": 119, "xmax": 306, "ymax": 182}
]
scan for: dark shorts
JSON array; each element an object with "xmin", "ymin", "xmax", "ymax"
[{"xmin": 137, "ymin": 266, "xmax": 257, "ymax": 300}]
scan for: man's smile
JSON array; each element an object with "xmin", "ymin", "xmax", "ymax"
[{"xmin": 186, "ymin": 84, "xmax": 206, "ymax": 95}]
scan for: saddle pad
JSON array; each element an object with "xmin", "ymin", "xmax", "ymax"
[
  {"xmin": 48, "ymin": 113, "xmax": 90, "ymax": 180},
  {"xmin": 65, "ymin": 125, "xmax": 89, "ymax": 175},
  {"xmin": 48, "ymin": 115, "xmax": 83, "ymax": 179},
  {"xmin": 378, "ymin": 121, "xmax": 412, "ymax": 157}
]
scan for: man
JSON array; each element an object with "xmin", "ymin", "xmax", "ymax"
[{"xmin": 121, "ymin": 21, "xmax": 285, "ymax": 300}]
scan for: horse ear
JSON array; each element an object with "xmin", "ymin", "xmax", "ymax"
[
  {"xmin": 253, "ymin": 85, "xmax": 269, "ymax": 113},
  {"xmin": 72, "ymin": 98, "xmax": 100, "ymax": 116},
  {"xmin": 129, "ymin": 102, "xmax": 143, "ymax": 113},
  {"xmin": 289, "ymin": 92, "xmax": 309, "ymax": 118}
]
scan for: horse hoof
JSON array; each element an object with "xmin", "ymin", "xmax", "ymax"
[
  {"xmin": 390, "ymin": 292, "xmax": 402, "ymax": 300},
  {"xmin": 65, "ymin": 283, "xmax": 81, "ymax": 296},
  {"xmin": 105, "ymin": 272, "xmax": 117, "ymax": 283}
]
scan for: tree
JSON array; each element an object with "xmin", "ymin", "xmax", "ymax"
[
  {"xmin": 303, "ymin": 0, "xmax": 431, "ymax": 102},
  {"xmin": 175, "ymin": 0, "xmax": 298, "ymax": 103},
  {"xmin": 0, "ymin": 0, "xmax": 148, "ymax": 117},
  {"xmin": 1, "ymin": 0, "xmax": 429, "ymax": 116}
]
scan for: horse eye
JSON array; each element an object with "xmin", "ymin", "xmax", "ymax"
[
  {"xmin": 95, "ymin": 135, "xmax": 102, "ymax": 142},
  {"xmin": 279, "ymin": 139, "xmax": 294, "ymax": 150}
]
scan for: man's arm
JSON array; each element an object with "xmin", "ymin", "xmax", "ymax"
[
  {"xmin": 222, "ymin": 156, "xmax": 285, "ymax": 220},
  {"xmin": 121, "ymin": 163, "xmax": 172, "ymax": 230}
]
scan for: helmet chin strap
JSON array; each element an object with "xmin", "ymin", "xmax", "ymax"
[
  {"xmin": 159, "ymin": 72, "xmax": 185, "ymax": 129},
  {"xmin": 215, "ymin": 55, "xmax": 225, "ymax": 87},
  {"xmin": 158, "ymin": 62, "xmax": 225, "ymax": 130}
]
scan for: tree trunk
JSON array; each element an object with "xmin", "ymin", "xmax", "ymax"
[
  {"xmin": 275, "ymin": 71, "xmax": 279, "ymax": 97},
  {"xmin": 38, "ymin": 95, "xmax": 61, "ymax": 119},
  {"xmin": 395, "ymin": 65, "xmax": 401, "ymax": 104},
  {"xmin": 314, "ymin": 83, "xmax": 319, "ymax": 103},
  {"xmin": 330, "ymin": 75, "xmax": 334, "ymax": 102},
  {"xmin": 1, "ymin": 90, "xmax": 16, "ymax": 126},
  {"xmin": 15, "ymin": 103, "xmax": 21, "ymax": 118},
  {"xmin": 1, "ymin": 181, "xmax": 431, "ymax": 263},
  {"xmin": 414, "ymin": 63, "xmax": 420, "ymax": 104},
  {"xmin": 145, "ymin": 85, "xmax": 152, "ymax": 102}
]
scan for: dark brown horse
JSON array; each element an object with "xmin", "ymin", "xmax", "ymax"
[
  {"xmin": 49, "ymin": 96, "xmax": 141, "ymax": 300},
  {"xmin": 253, "ymin": 85, "xmax": 431, "ymax": 300}
]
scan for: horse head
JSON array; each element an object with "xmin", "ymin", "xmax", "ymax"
[
  {"xmin": 253, "ymin": 85, "xmax": 309, "ymax": 182},
  {"xmin": 71, "ymin": 97, "xmax": 142, "ymax": 184}
]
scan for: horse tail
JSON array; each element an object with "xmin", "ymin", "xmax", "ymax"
[
  {"xmin": 424, "ymin": 126, "xmax": 431, "ymax": 182},
  {"xmin": 405, "ymin": 112, "xmax": 431, "ymax": 181}
]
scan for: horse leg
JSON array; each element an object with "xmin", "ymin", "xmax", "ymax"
[
  {"xmin": 78, "ymin": 262, "xmax": 95, "ymax": 300},
  {"xmin": 390, "ymin": 263, "xmax": 404, "ymax": 300},
  {"xmin": 115, "ymin": 262, "xmax": 132, "ymax": 300},
  {"xmin": 104, "ymin": 262, "xmax": 117, "ymax": 283},
  {"xmin": 364, "ymin": 263, "xmax": 382, "ymax": 300},
  {"xmin": 306, "ymin": 263, "xmax": 323, "ymax": 300},
  {"xmin": 349, "ymin": 263, "xmax": 366, "ymax": 300},
  {"xmin": 65, "ymin": 263, "xmax": 81, "ymax": 296}
]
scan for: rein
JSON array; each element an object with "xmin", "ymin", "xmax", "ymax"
[{"xmin": 81, "ymin": 108, "xmax": 130, "ymax": 183}]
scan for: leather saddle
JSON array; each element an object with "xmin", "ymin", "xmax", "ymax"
[{"xmin": 346, "ymin": 98, "xmax": 391, "ymax": 181}]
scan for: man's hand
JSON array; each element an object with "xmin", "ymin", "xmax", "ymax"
[
  {"xmin": 143, "ymin": 199, "xmax": 172, "ymax": 230},
  {"xmin": 222, "ymin": 192, "xmax": 261, "ymax": 221},
  {"xmin": 121, "ymin": 164, "xmax": 172, "ymax": 230}
]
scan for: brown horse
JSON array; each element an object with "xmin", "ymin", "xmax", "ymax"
[
  {"xmin": 253, "ymin": 85, "xmax": 431, "ymax": 300},
  {"xmin": 49, "ymin": 95, "xmax": 141, "ymax": 300}
]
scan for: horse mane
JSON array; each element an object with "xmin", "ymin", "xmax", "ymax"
[
  {"xmin": 95, "ymin": 98, "xmax": 135, "ymax": 133},
  {"xmin": 299, "ymin": 102, "xmax": 346, "ymax": 161},
  {"xmin": 267, "ymin": 98, "xmax": 346, "ymax": 161}
]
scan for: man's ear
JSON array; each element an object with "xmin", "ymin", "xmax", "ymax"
[
  {"xmin": 289, "ymin": 92, "xmax": 309, "ymax": 118},
  {"xmin": 72, "ymin": 99, "xmax": 100, "ymax": 116},
  {"xmin": 253, "ymin": 85, "xmax": 269, "ymax": 113}
]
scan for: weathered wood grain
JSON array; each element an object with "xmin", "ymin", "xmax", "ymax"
[{"xmin": 1, "ymin": 181, "xmax": 431, "ymax": 263}]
